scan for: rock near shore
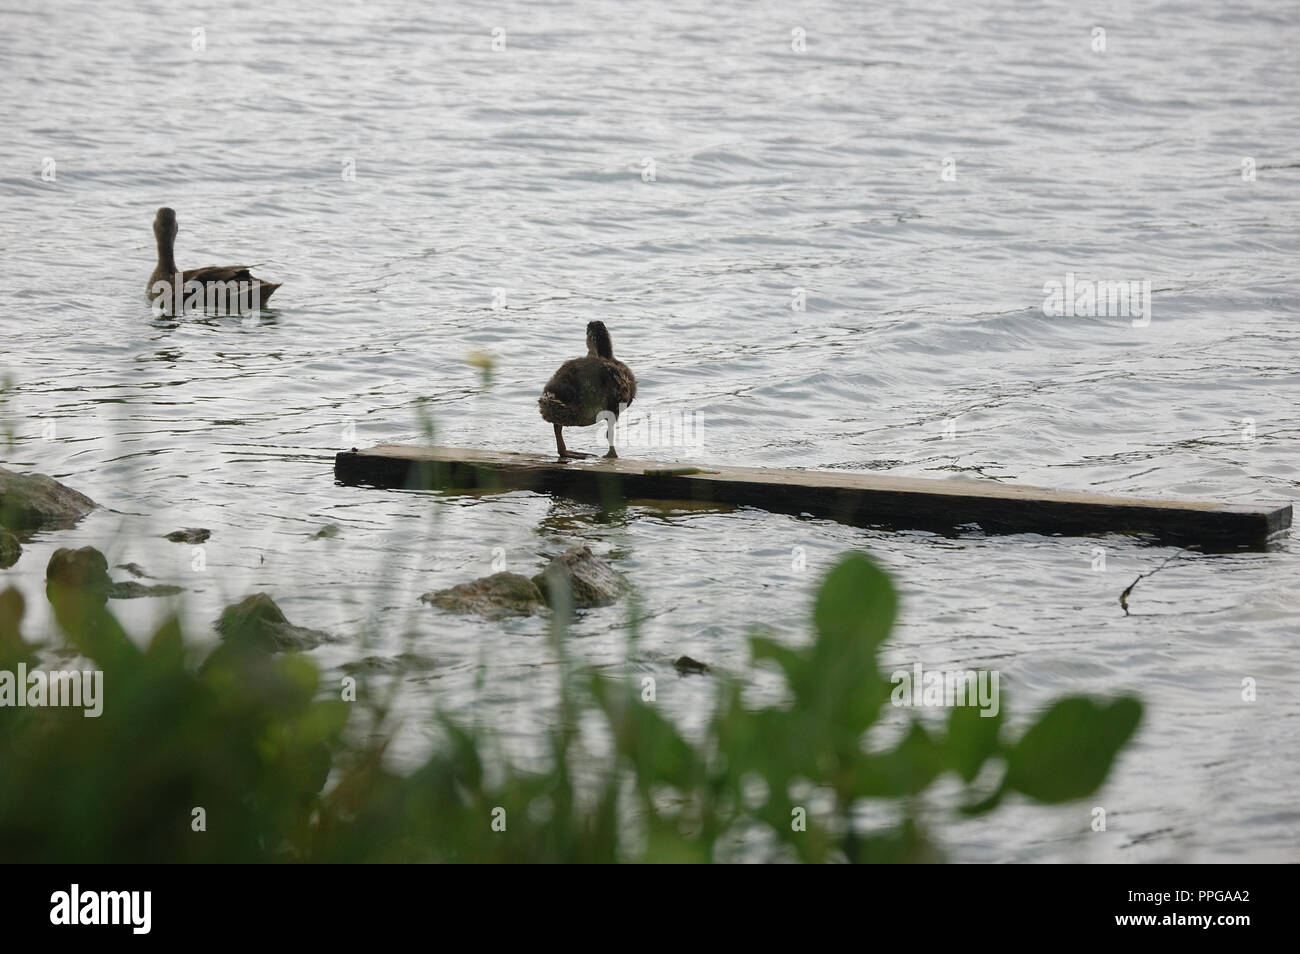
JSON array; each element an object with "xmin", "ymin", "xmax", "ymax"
[
  {"xmin": 533, "ymin": 545, "xmax": 621, "ymax": 609},
  {"xmin": 0, "ymin": 529, "xmax": 20, "ymax": 569},
  {"xmin": 108, "ymin": 580, "xmax": 185, "ymax": 599},
  {"xmin": 46, "ymin": 546, "xmax": 113, "ymax": 603},
  {"xmin": 165, "ymin": 528, "xmax": 210, "ymax": 544},
  {"xmin": 46, "ymin": 547, "xmax": 184, "ymax": 602},
  {"xmin": 421, "ymin": 572, "xmax": 548, "ymax": 619},
  {"xmin": 421, "ymin": 545, "xmax": 622, "ymax": 618},
  {"xmin": 216, "ymin": 593, "xmax": 331, "ymax": 652},
  {"xmin": 0, "ymin": 466, "xmax": 96, "ymax": 533}
]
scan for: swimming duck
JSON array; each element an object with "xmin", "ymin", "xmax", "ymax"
[
  {"xmin": 538, "ymin": 321, "xmax": 637, "ymax": 459},
  {"xmin": 147, "ymin": 207, "xmax": 280, "ymax": 312}
]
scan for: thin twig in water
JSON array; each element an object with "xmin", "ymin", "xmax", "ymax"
[{"xmin": 1119, "ymin": 552, "xmax": 1191, "ymax": 616}]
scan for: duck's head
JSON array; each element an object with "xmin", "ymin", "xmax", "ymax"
[
  {"xmin": 586, "ymin": 320, "xmax": 614, "ymax": 359},
  {"xmin": 153, "ymin": 207, "xmax": 178, "ymax": 244}
]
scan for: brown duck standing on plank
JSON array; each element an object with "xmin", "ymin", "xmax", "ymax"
[
  {"xmin": 539, "ymin": 321, "xmax": 637, "ymax": 459},
  {"xmin": 147, "ymin": 207, "xmax": 281, "ymax": 313}
]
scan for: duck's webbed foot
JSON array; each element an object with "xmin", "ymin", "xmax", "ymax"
[
  {"xmin": 554, "ymin": 424, "xmax": 592, "ymax": 459},
  {"xmin": 603, "ymin": 447, "xmax": 618, "ymax": 459}
]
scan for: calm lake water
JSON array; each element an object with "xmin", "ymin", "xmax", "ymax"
[{"xmin": 2, "ymin": 0, "xmax": 1297, "ymax": 861}]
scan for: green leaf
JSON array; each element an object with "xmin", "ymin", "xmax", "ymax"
[
  {"xmin": 812, "ymin": 553, "xmax": 896, "ymax": 656},
  {"xmin": 849, "ymin": 722, "xmax": 945, "ymax": 797},
  {"xmin": 1005, "ymin": 697, "xmax": 1142, "ymax": 803},
  {"xmin": 947, "ymin": 694, "xmax": 1003, "ymax": 783},
  {"xmin": 806, "ymin": 553, "xmax": 896, "ymax": 735},
  {"xmin": 591, "ymin": 677, "xmax": 698, "ymax": 789},
  {"xmin": 749, "ymin": 635, "xmax": 807, "ymax": 689}
]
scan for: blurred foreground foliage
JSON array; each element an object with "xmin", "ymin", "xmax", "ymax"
[{"xmin": 0, "ymin": 554, "xmax": 1140, "ymax": 862}]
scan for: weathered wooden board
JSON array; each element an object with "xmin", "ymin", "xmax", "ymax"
[{"xmin": 333, "ymin": 444, "xmax": 1292, "ymax": 548}]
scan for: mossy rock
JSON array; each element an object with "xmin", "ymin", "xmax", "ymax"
[
  {"xmin": 339, "ymin": 652, "xmax": 437, "ymax": 675},
  {"xmin": 421, "ymin": 572, "xmax": 548, "ymax": 619},
  {"xmin": 533, "ymin": 545, "xmax": 621, "ymax": 609},
  {"xmin": 165, "ymin": 528, "xmax": 210, "ymax": 544},
  {"xmin": 674, "ymin": 655, "xmax": 711, "ymax": 675},
  {"xmin": 0, "ymin": 466, "xmax": 96, "ymax": 532},
  {"xmin": 107, "ymin": 581, "xmax": 185, "ymax": 599},
  {"xmin": 216, "ymin": 593, "xmax": 330, "ymax": 653},
  {"xmin": 0, "ymin": 529, "xmax": 20, "ymax": 569},
  {"xmin": 46, "ymin": 546, "xmax": 112, "ymax": 604}
]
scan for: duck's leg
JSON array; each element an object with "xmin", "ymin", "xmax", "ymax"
[
  {"xmin": 555, "ymin": 424, "xmax": 591, "ymax": 459},
  {"xmin": 603, "ymin": 412, "xmax": 618, "ymax": 458}
]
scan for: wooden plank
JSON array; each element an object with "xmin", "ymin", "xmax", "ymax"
[{"xmin": 333, "ymin": 444, "xmax": 1292, "ymax": 549}]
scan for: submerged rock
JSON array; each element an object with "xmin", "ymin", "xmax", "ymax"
[
  {"xmin": 165, "ymin": 528, "xmax": 210, "ymax": 544},
  {"xmin": 339, "ymin": 652, "xmax": 437, "ymax": 675},
  {"xmin": 0, "ymin": 529, "xmax": 20, "ymax": 569},
  {"xmin": 115, "ymin": 562, "xmax": 150, "ymax": 578},
  {"xmin": 532, "ymin": 545, "xmax": 621, "ymax": 609},
  {"xmin": 216, "ymin": 592, "xmax": 330, "ymax": 652},
  {"xmin": 422, "ymin": 546, "xmax": 622, "ymax": 619},
  {"xmin": 311, "ymin": 524, "xmax": 341, "ymax": 540},
  {"xmin": 421, "ymin": 572, "xmax": 548, "ymax": 619},
  {"xmin": 0, "ymin": 466, "xmax": 96, "ymax": 532},
  {"xmin": 46, "ymin": 548, "xmax": 181, "ymax": 601},
  {"xmin": 107, "ymin": 581, "xmax": 185, "ymax": 599},
  {"xmin": 46, "ymin": 546, "xmax": 113, "ymax": 604},
  {"xmin": 674, "ymin": 655, "xmax": 711, "ymax": 675}
]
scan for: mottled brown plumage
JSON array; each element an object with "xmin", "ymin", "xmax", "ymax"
[
  {"xmin": 147, "ymin": 207, "xmax": 280, "ymax": 313},
  {"xmin": 539, "ymin": 321, "xmax": 637, "ymax": 458}
]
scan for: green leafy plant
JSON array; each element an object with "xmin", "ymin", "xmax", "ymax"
[
  {"xmin": 0, "ymin": 553, "xmax": 1140, "ymax": 863},
  {"xmin": 580, "ymin": 553, "xmax": 1141, "ymax": 862}
]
